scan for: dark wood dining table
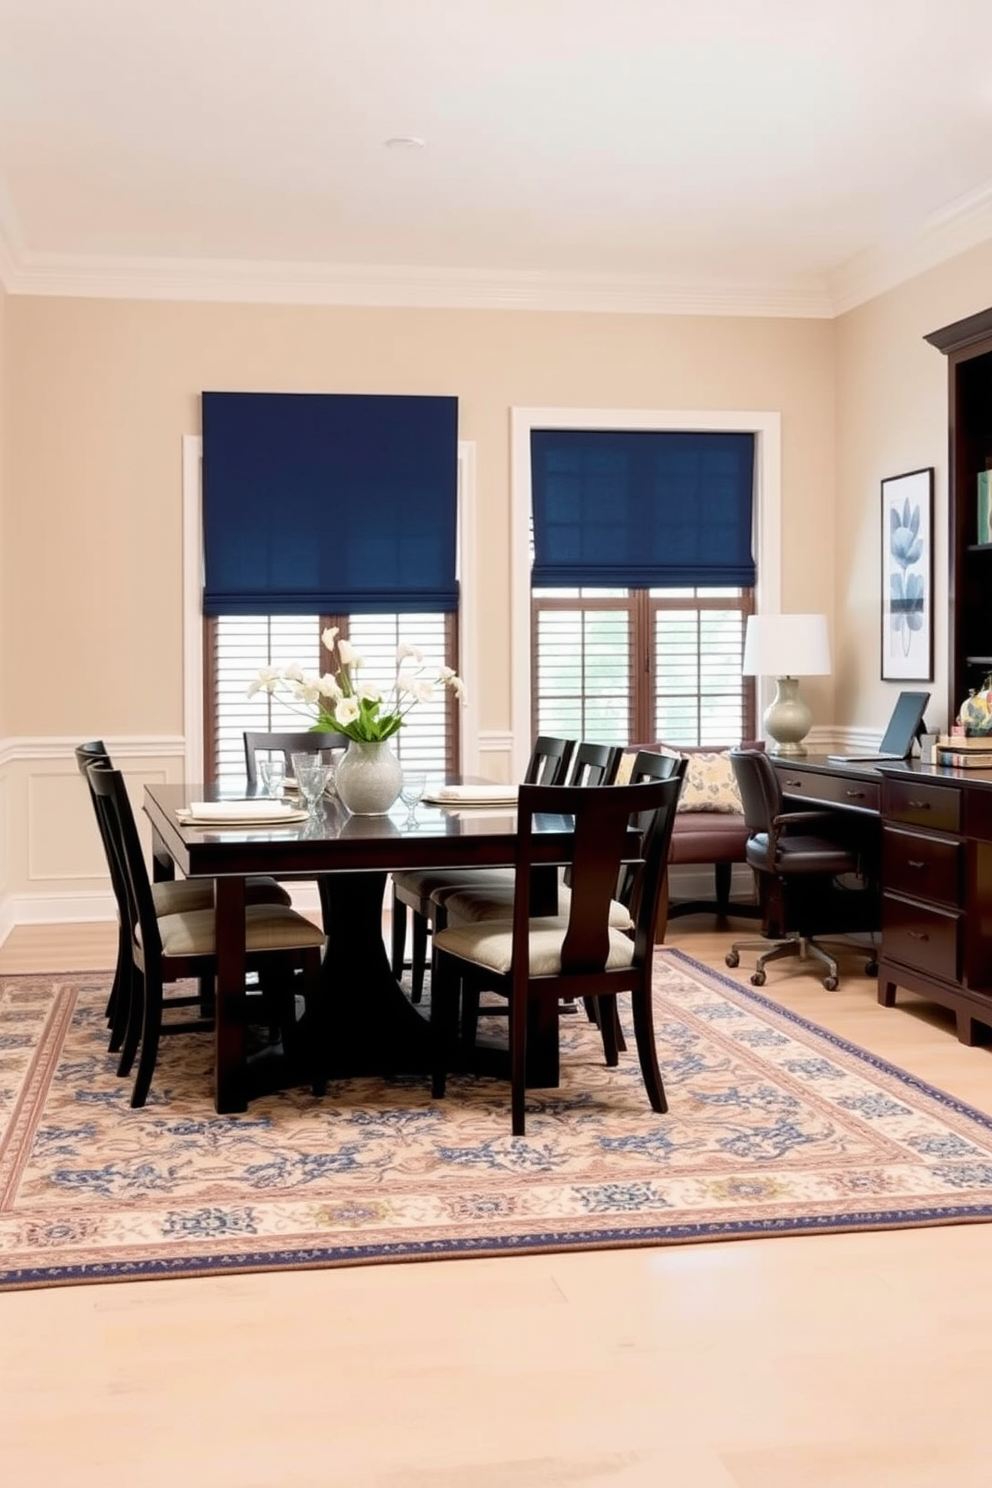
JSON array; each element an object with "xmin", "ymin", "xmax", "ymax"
[{"xmin": 143, "ymin": 783, "xmax": 579, "ymax": 1113}]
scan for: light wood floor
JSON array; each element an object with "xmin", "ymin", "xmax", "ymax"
[{"xmin": 2, "ymin": 914, "xmax": 991, "ymax": 1488}]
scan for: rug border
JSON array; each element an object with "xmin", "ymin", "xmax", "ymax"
[{"xmin": 4, "ymin": 955, "xmax": 992, "ymax": 1292}]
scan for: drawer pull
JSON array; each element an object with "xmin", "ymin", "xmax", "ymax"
[
  {"xmin": 905, "ymin": 799, "xmax": 931, "ymax": 810},
  {"xmin": 784, "ymin": 778, "xmax": 803, "ymax": 788},
  {"xmin": 844, "ymin": 789, "xmax": 866, "ymax": 799},
  {"xmin": 908, "ymin": 930, "xmax": 930, "ymax": 941},
  {"xmin": 907, "ymin": 860, "xmax": 927, "ymax": 869}
]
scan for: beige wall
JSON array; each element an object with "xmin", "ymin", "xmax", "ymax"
[
  {"xmin": 834, "ymin": 239, "xmax": 992, "ymax": 735},
  {"xmin": 0, "ymin": 277, "xmax": 6, "ymax": 739},
  {"xmin": 3, "ymin": 297, "xmax": 837, "ymax": 739}
]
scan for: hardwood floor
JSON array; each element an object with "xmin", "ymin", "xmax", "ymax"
[{"xmin": 2, "ymin": 914, "xmax": 991, "ymax": 1487}]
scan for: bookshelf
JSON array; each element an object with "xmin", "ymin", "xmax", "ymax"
[{"xmin": 924, "ymin": 306, "xmax": 992, "ymax": 725}]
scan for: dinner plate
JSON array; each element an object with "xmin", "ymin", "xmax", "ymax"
[
  {"xmin": 424, "ymin": 785, "xmax": 519, "ymax": 807},
  {"xmin": 177, "ymin": 803, "xmax": 309, "ymax": 826}
]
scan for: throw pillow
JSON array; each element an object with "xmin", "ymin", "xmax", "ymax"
[{"xmin": 677, "ymin": 751, "xmax": 743, "ymax": 813}]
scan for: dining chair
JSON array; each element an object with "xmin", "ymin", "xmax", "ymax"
[
  {"xmin": 389, "ymin": 735, "xmax": 578, "ymax": 1002},
  {"xmin": 429, "ymin": 776, "xmax": 683, "ymax": 1135},
  {"xmin": 75, "ymin": 740, "xmax": 292, "ymax": 1054},
  {"xmin": 243, "ymin": 729, "xmax": 351, "ymax": 789},
  {"xmin": 441, "ymin": 750, "xmax": 688, "ymax": 1054},
  {"xmin": 86, "ymin": 762, "xmax": 327, "ymax": 1108}
]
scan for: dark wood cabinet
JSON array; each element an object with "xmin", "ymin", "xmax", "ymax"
[{"xmin": 924, "ymin": 306, "xmax": 992, "ymax": 724}]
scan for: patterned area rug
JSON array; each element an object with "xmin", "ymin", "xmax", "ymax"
[{"xmin": 3, "ymin": 950, "xmax": 992, "ymax": 1291}]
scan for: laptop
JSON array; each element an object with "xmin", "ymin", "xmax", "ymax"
[{"xmin": 827, "ymin": 690, "xmax": 931, "ymax": 764}]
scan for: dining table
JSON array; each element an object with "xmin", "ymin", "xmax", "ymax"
[{"xmin": 143, "ymin": 782, "xmax": 581, "ymax": 1113}]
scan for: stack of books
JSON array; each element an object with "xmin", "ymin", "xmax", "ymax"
[{"xmin": 936, "ymin": 734, "xmax": 992, "ymax": 768}]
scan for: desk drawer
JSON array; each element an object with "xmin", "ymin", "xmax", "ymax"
[
  {"xmin": 776, "ymin": 767, "xmax": 880, "ymax": 814},
  {"xmin": 882, "ymin": 892, "xmax": 962, "ymax": 982},
  {"xmin": 882, "ymin": 827, "xmax": 962, "ymax": 908},
  {"xmin": 884, "ymin": 778, "xmax": 961, "ymax": 832}
]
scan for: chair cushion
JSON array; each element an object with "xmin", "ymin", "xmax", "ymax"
[
  {"xmin": 148, "ymin": 904, "xmax": 326, "ymax": 958},
  {"xmin": 438, "ymin": 881, "xmax": 632, "ymax": 931},
  {"xmin": 150, "ymin": 875, "xmax": 291, "ymax": 916},
  {"xmin": 746, "ymin": 834, "xmax": 858, "ymax": 877},
  {"xmin": 393, "ymin": 867, "xmax": 514, "ymax": 899},
  {"xmin": 433, "ymin": 916, "xmax": 636, "ymax": 977},
  {"xmin": 667, "ymin": 811, "xmax": 750, "ymax": 864}
]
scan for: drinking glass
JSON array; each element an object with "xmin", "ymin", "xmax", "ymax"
[
  {"xmin": 292, "ymin": 752, "xmax": 330, "ymax": 814},
  {"xmin": 257, "ymin": 758, "xmax": 286, "ymax": 798},
  {"xmin": 399, "ymin": 770, "xmax": 427, "ymax": 825}
]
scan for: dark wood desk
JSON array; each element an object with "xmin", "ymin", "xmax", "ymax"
[
  {"xmin": 144, "ymin": 784, "xmax": 579, "ymax": 1113},
  {"xmin": 772, "ymin": 754, "xmax": 992, "ymax": 1043}
]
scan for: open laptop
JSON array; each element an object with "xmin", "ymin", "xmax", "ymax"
[{"xmin": 827, "ymin": 690, "xmax": 931, "ymax": 764}]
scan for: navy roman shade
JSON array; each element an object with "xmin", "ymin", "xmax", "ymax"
[
  {"xmin": 530, "ymin": 428, "xmax": 756, "ymax": 588},
  {"xmin": 202, "ymin": 392, "xmax": 459, "ymax": 615}
]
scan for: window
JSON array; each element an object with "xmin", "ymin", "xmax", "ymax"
[
  {"xmin": 531, "ymin": 587, "xmax": 753, "ymax": 747},
  {"xmin": 198, "ymin": 392, "xmax": 462, "ymax": 785},
  {"xmin": 205, "ymin": 612, "xmax": 459, "ymax": 784},
  {"xmin": 528, "ymin": 427, "xmax": 757, "ymax": 748}
]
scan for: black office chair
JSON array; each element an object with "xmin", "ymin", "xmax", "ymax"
[
  {"xmin": 389, "ymin": 736, "xmax": 578, "ymax": 1001},
  {"xmin": 724, "ymin": 750, "xmax": 872, "ymax": 990}
]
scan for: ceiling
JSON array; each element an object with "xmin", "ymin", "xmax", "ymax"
[{"xmin": 1, "ymin": 0, "xmax": 992, "ymax": 315}]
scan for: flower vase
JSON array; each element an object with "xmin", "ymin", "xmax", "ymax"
[{"xmin": 334, "ymin": 739, "xmax": 403, "ymax": 815}]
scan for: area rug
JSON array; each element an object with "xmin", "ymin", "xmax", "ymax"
[{"xmin": 3, "ymin": 950, "xmax": 992, "ymax": 1291}]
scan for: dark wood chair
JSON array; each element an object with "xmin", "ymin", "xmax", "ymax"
[
  {"xmin": 86, "ymin": 762, "xmax": 327, "ymax": 1108},
  {"xmin": 390, "ymin": 736, "xmax": 577, "ymax": 1001},
  {"xmin": 243, "ymin": 729, "xmax": 351, "ymax": 789},
  {"xmin": 724, "ymin": 749, "xmax": 870, "ymax": 990},
  {"xmin": 75, "ymin": 740, "xmax": 291, "ymax": 1054},
  {"xmin": 430, "ymin": 776, "xmax": 683, "ymax": 1135}
]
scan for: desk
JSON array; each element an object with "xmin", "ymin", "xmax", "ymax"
[
  {"xmin": 144, "ymin": 784, "xmax": 578, "ymax": 1113},
  {"xmin": 772, "ymin": 755, "xmax": 992, "ymax": 1043}
]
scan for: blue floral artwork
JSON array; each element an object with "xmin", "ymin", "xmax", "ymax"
[{"xmin": 881, "ymin": 469, "xmax": 933, "ymax": 681}]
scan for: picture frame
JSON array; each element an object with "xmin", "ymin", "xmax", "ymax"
[{"xmin": 880, "ymin": 467, "xmax": 934, "ymax": 682}]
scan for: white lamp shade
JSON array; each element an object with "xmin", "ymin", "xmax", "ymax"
[{"xmin": 742, "ymin": 613, "xmax": 831, "ymax": 678}]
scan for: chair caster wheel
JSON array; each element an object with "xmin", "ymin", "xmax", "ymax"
[
  {"xmin": 823, "ymin": 976, "xmax": 838, "ymax": 991},
  {"xmin": 865, "ymin": 960, "xmax": 878, "ymax": 977},
  {"xmin": 725, "ymin": 952, "xmax": 740, "ymax": 968},
  {"xmin": 750, "ymin": 971, "xmax": 766, "ymax": 986}
]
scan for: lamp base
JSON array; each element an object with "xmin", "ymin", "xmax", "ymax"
[{"xmin": 763, "ymin": 675, "xmax": 812, "ymax": 757}]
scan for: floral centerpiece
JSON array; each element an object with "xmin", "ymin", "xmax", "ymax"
[{"xmin": 248, "ymin": 628, "xmax": 465, "ymax": 814}]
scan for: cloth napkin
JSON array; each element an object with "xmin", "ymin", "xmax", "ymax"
[{"xmin": 424, "ymin": 784, "xmax": 519, "ymax": 805}]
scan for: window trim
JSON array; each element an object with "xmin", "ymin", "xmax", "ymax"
[
  {"xmin": 510, "ymin": 406, "xmax": 781, "ymax": 782},
  {"xmin": 182, "ymin": 434, "xmax": 479, "ymax": 783}
]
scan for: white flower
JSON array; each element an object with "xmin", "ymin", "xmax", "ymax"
[
  {"xmin": 337, "ymin": 639, "xmax": 363, "ymax": 667},
  {"xmin": 247, "ymin": 666, "xmax": 281, "ymax": 697},
  {"xmin": 317, "ymin": 673, "xmax": 342, "ymax": 700},
  {"xmin": 449, "ymin": 675, "xmax": 466, "ymax": 700},
  {"xmin": 411, "ymin": 679, "xmax": 435, "ymax": 703},
  {"xmin": 397, "ymin": 642, "xmax": 423, "ymax": 663},
  {"xmin": 321, "ymin": 626, "xmax": 340, "ymax": 651},
  {"xmin": 284, "ymin": 662, "xmax": 305, "ymax": 682},
  {"xmin": 335, "ymin": 696, "xmax": 361, "ymax": 726},
  {"xmin": 356, "ymin": 684, "xmax": 381, "ymax": 703},
  {"xmin": 292, "ymin": 677, "xmax": 323, "ymax": 705}
]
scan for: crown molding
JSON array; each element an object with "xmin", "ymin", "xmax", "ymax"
[
  {"xmin": 0, "ymin": 246, "xmax": 835, "ymax": 318},
  {"xmin": 828, "ymin": 183, "xmax": 992, "ymax": 315}
]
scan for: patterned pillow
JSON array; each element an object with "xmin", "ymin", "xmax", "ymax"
[
  {"xmin": 677, "ymin": 751, "xmax": 743, "ymax": 813},
  {"xmin": 614, "ymin": 747, "xmax": 680, "ymax": 786}
]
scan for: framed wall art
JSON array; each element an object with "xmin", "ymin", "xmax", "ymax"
[{"xmin": 880, "ymin": 466, "xmax": 934, "ymax": 682}]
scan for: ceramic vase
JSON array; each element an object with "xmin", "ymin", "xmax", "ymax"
[{"xmin": 334, "ymin": 739, "xmax": 403, "ymax": 815}]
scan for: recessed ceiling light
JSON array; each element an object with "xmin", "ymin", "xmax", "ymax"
[{"xmin": 384, "ymin": 136, "xmax": 426, "ymax": 150}]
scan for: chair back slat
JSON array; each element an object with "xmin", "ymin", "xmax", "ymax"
[
  {"xmin": 564, "ymin": 741, "xmax": 623, "ymax": 787},
  {"xmin": 244, "ymin": 730, "xmax": 351, "ymax": 788},
  {"xmin": 524, "ymin": 735, "xmax": 576, "ymax": 785}
]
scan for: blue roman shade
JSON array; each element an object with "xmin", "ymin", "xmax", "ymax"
[
  {"xmin": 530, "ymin": 429, "xmax": 756, "ymax": 588},
  {"xmin": 202, "ymin": 392, "xmax": 459, "ymax": 615}
]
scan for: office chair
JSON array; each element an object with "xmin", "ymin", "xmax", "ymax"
[{"xmin": 724, "ymin": 749, "xmax": 870, "ymax": 991}]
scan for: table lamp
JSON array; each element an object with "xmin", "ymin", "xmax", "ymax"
[{"xmin": 742, "ymin": 613, "xmax": 831, "ymax": 757}]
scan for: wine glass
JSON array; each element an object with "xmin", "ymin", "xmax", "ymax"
[
  {"xmin": 293, "ymin": 756, "xmax": 330, "ymax": 815},
  {"xmin": 399, "ymin": 770, "xmax": 427, "ymax": 826},
  {"xmin": 257, "ymin": 758, "xmax": 286, "ymax": 798}
]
